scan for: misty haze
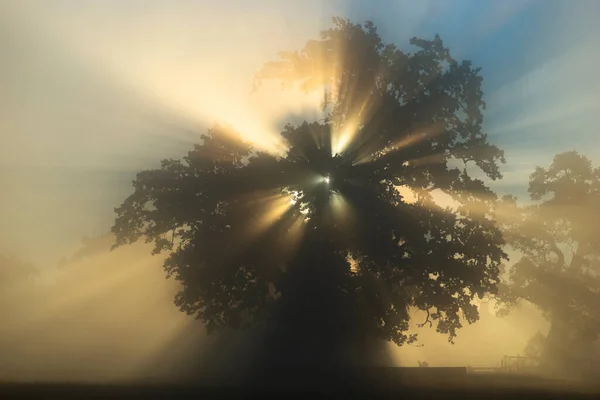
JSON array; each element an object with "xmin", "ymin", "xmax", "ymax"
[{"xmin": 1, "ymin": 1, "xmax": 600, "ymax": 397}]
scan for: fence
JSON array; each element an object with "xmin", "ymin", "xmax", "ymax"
[
  {"xmin": 500, "ymin": 355, "xmax": 540, "ymax": 374},
  {"xmin": 468, "ymin": 354, "xmax": 599, "ymax": 380}
]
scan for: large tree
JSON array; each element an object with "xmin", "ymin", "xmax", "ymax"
[
  {"xmin": 112, "ymin": 18, "xmax": 506, "ymax": 369},
  {"xmin": 497, "ymin": 151, "xmax": 600, "ymax": 377}
]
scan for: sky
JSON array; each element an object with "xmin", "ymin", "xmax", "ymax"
[
  {"xmin": 0, "ymin": 0, "xmax": 599, "ymax": 374},
  {"xmin": 2, "ymin": 0, "xmax": 600, "ymax": 267}
]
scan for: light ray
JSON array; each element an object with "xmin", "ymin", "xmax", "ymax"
[
  {"xmin": 221, "ymin": 188, "xmax": 310, "ymax": 263},
  {"xmin": 329, "ymin": 52, "xmax": 395, "ymax": 157},
  {"xmin": 352, "ymin": 121, "xmax": 447, "ymax": 165},
  {"xmin": 1, "ymin": 241, "xmax": 195, "ymax": 383},
  {"xmin": 403, "ymin": 152, "xmax": 448, "ymax": 168},
  {"xmin": 11, "ymin": 2, "xmax": 326, "ymax": 158},
  {"xmin": 329, "ymin": 191, "xmax": 355, "ymax": 231},
  {"xmin": 251, "ymin": 194, "xmax": 298, "ymax": 235},
  {"xmin": 396, "ymin": 185, "xmax": 418, "ymax": 205}
]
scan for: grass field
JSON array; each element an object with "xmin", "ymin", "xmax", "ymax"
[{"xmin": 1, "ymin": 368, "xmax": 599, "ymax": 398}]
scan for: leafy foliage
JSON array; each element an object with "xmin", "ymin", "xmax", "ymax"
[{"xmin": 112, "ymin": 18, "xmax": 506, "ymax": 363}]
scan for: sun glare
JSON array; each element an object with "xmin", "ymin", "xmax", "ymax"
[
  {"xmin": 26, "ymin": 6, "xmax": 325, "ymax": 158},
  {"xmin": 332, "ymin": 127, "xmax": 353, "ymax": 156}
]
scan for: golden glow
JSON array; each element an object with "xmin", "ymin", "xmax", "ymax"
[
  {"xmin": 11, "ymin": 3, "xmax": 325, "ymax": 157},
  {"xmin": 332, "ymin": 128, "xmax": 352, "ymax": 155},
  {"xmin": 329, "ymin": 94, "xmax": 381, "ymax": 157},
  {"xmin": 2, "ymin": 4, "xmax": 576, "ymax": 377},
  {"xmin": 248, "ymin": 193, "xmax": 297, "ymax": 235},
  {"xmin": 1, "ymin": 240, "xmax": 195, "ymax": 383},
  {"xmin": 229, "ymin": 189, "xmax": 310, "ymax": 261},
  {"xmin": 331, "ymin": 120, "xmax": 359, "ymax": 156},
  {"xmin": 392, "ymin": 302, "xmax": 548, "ymax": 367},
  {"xmin": 353, "ymin": 122, "xmax": 446, "ymax": 165},
  {"xmin": 396, "ymin": 185, "xmax": 418, "ymax": 204},
  {"xmin": 396, "ymin": 185, "xmax": 454, "ymax": 210},
  {"xmin": 326, "ymin": 29, "xmax": 400, "ymax": 158}
]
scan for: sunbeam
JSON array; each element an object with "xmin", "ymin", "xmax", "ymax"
[
  {"xmin": 0, "ymin": 238, "xmax": 196, "ymax": 383},
  {"xmin": 251, "ymin": 194, "xmax": 299, "ymax": 236},
  {"xmin": 353, "ymin": 121, "xmax": 447, "ymax": 166},
  {"xmin": 17, "ymin": 2, "xmax": 326, "ymax": 157}
]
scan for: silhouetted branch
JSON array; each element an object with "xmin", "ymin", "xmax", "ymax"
[
  {"xmin": 417, "ymin": 309, "xmax": 433, "ymax": 328},
  {"xmin": 549, "ymin": 240, "xmax": 565, "ymax": 269}
]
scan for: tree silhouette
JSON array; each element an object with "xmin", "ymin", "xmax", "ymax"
[
  {"xmin": 112, "ymin": 18, "xmax": 506, "ymax": 369},
  {"xmin": 523, "ymin": 331, "xmax": 546, "ymax": 359},
  {"xmin": 497, "ymin": 151, "xmax": 600, "ymax": 376}
]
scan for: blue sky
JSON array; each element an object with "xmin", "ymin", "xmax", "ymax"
[{"xmin": 1, "ymin": 0, "xmax": 599, "ymax": 266}]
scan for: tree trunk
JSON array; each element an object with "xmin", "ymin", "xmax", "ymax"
[
  {"xmin": 247, "ymin": 246, "xmax": 395, "ymax": 377},
  {"xmin": 540, "ymin": 318, "xmax": 566, "ymax": 377},
  {"xmin": 540, "ymin": 311, "xmax": 595, "ymax": 380}
]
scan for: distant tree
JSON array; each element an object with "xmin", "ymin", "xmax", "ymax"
[
  {"xmin": 523, "ymin": 331, "xmax": 546, "ymax": 359},
  {"xmin": 497, "ymin": 151, "xmax": 600, "ymax": 376},
  {"xmin": 57, "ymin": 234, "xmax": 117, "ymax": 268},
  {"xmin": 112, "ymin": 18, "xmax": 506, "ymax": 368}
]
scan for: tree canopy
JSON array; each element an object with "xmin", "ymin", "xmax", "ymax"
[
  {"xmin": 112, "ymin": 18, "xmax": 507, "ymax": 367},
  {"xmin": 497, "ymin": 151, "xmax": 600, "ymax": 374}
]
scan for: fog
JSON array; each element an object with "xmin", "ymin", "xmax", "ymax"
[
  {"xmin": 0, "ymin": 0, "xmax": 592, "ymax": 384},
  {"xmin": 0, "ymin": 234, "xmax": 549, "ymax": 383}
]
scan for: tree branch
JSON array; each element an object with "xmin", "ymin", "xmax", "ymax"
[
  {"xmin": 549, "ymin": 240, "xmax": 566, "ymax": 269},
  {"xmin": 417, "ymin": 309, "xmax": 433, "ymax": 328},
  {"xmin": 570, "ymin": 241, "xmax": 588, "ymax": 273}
]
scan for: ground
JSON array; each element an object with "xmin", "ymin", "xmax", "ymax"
[{"xmin": 2, "ymin": 368, "xmax": 600, "ymax": 399}]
